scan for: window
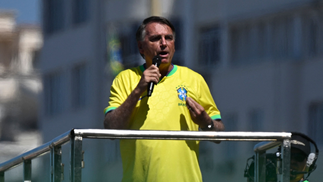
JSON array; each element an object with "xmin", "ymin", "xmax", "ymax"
[
  {"xmin": 271, "ymin": 17, "xmax": 293, "ymax": 59},
  {"xmin": 44, "ymin": 72, "xmax": 64, "ymax": 116},
  {"xmin": 73, "ymin": 0, "xmax": 89, "ymax": 24},
  {"xmin": 230, "ymin": 27, "xmax": 242, "ymax": 64},
  {"xmin": 256, "ymin": 23, "xmax": 266, "ymax": 59},
  {"xmin": 230, "ymin": 16, "xmax": 294, "ymax": 66},
  {"xmin": 303, "ymin": 16, "xmax": 320, "ymax": 58},
  {"xmin": 199, "ymin": 26, "xmax": 221, "ymax": 66},
  {"xmin": 230, "ymin": 25, "xmax": 251, "ymax": 65},
  {"xmin": 44, "ymin": 0, "xmax": 65, "ymax": 35},
  {"xmin": 72, "ymin": 64, "xmax": 87, "ymax": 108},
  {"xmin": 32, "ymin": 49, "xmax": 41, "ymax": 70},
  {"xmin": 308, "ymin": 102, "xmax": 323, "ymax": 144}
]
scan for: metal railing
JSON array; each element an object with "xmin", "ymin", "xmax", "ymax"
[{"xmin": 0, "ymin": 129, "xmax": 292, "ymax": 182}]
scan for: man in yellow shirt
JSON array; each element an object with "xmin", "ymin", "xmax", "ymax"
[{"xmin": 104, "ymin": 16, "xmax": 224, "ymax": 182}]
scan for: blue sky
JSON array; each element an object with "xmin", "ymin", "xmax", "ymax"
[{"xmin": 0, "ymin": 0, "xmax": 40, "ymax": 24}]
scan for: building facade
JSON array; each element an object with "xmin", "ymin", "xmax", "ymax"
[
  {"xmin": 39, "ymin": 0, "xmax": 323, "ymax": 181},
  {"xmin": 0, "ymin": 10, "xmax": 43, "ymax": 181}
]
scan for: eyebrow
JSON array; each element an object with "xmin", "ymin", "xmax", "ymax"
[{"xmin": 148, "ymin": 34, "xmax": 174, "ymax": 40}]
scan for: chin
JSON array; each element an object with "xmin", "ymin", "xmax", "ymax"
[{"xmin": 161, "ymin": 59, "xmax": 170, "ymax": 64}]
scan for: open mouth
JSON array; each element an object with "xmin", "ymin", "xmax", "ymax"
[{"xmin": 159, "ymin": 51, "xmax": 168, "ymax": 56}]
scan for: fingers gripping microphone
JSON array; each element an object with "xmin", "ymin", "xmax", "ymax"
[{"xmin": 147, "ymin": 55, "xmax": 161, "ymax": 97}]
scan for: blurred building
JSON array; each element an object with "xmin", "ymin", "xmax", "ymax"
[
  {"xmin": 0, "ymin": 9, "xmax": 43, "ymax": 180},
  {"xmin": 38, "ymin": 0, "xmax": 323, "ymax": 181}
]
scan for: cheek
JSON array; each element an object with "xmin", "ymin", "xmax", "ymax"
[
  {"xmin": 146, "ymin": 43, "xmax": 158, "ymax": 50},
  {"xmin": 140, "ymin": 44, "xmax": 153, "ymax": 54},
  {"xmin": 170, "ymin": 45, "xmax": 175, "ymax": 52}
]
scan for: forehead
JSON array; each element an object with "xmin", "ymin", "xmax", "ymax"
[{"xmin": 145, "ymin": 22, "xmax": 173, "ymax": 36}]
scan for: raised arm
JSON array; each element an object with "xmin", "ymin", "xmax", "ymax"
[{"xmin": 104, "ymin": 64, "xmax": 161, "ymax": 129}]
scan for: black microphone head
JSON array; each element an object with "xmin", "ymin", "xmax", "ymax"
[{"xmin": 152, "ymin": 55, "xmax": 161, "ymax": 67}]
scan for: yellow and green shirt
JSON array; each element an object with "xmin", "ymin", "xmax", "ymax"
[{"xmin": 104, "ymin": 64, "xmax": 221, "ymax": 182}]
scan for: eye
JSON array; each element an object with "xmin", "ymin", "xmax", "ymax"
[
  {"xmin": 149, "ymin": 35, "xmax": 161, "ymax": 42},
  {"xmin": 165, "ymin": 35, "xmax": 173, "ymax": 40}
]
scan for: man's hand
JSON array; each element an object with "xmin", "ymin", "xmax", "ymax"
[
  {"xmin": 104, "ymin": 64, "xmax": 161, "ymax": 130},
  {"xmin": 136, "ymin": 64, "xmax": 161, "ymax": 93},
  {"xmin": 186, "ymin": 97, "xmax": 224, "ymax": 131},
  {"xmin": 186, "ymin": 97, "xmax": 213, "ymax": 127},
  {"xmin": 186, "ymin": 97, "xmax": 224, "ymax": 144}
]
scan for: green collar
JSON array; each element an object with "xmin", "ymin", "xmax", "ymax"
[{"xmin": 139, "ymin": 64, "xmax": 177, "ymax": 77}]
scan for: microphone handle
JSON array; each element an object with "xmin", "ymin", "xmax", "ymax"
[
  {"xmin": 147, "ymin": 62, "xmax": 158, "ymax": 97},
  {"xmin": 147, "ymin": 82, "xmax": 155, "ymax": 96}
]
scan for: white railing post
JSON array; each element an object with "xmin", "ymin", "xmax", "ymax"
[
  {"xmin": 50, "ymin": 146, "xmax": 63, "ymax": 182},
  {"xmin": 281, "ymin": 139, "xmax": 291, "ymax": 182},
  {"xmin": 0, "ymin": 171, "xmax": 4, "ymax": 182},
  {"xmin": 70, "ymin": 135, "xmax": 83, "ymax": 182},
  {"xmin": 23, "ymin": 159, "xmax": 32, "ymax": 182},
  {"xmin": 254, "ymin": 151, "xmax": 266, "ymax": 182}
]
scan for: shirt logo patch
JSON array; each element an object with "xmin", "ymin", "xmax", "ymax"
[{"xmin": 177, "ymin": 87, "xmax": 187, "ymax": 101}]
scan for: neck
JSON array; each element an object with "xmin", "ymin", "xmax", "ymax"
[
  {"xmin": 143, "ymin": 62, "xmax": 174, "ymax": 78},
  {"xmin": 159, "ymin": 64, "xmax": 173, "ymax": 78}
]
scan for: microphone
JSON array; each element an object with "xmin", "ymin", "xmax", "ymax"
[{"xmin": 147, "ymin": 55, "xmax": 161, "ymax": 97}]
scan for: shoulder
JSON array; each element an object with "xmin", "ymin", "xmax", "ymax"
[
  {"xmin": 115, "ymin": 66, "xmax": 142, "ymax": 79},
  {"xmin": 176, "ymin": 65, "xmax": 204, "ymax": 80},
  {"xmin": 175, "ymin": 65, "xmax": 203, "ymax": 78}
]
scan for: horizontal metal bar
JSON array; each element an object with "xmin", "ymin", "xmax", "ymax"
[
  {"xmin": 253, "ymin": 141, "xmax": 282, "ymax": 152},
  {"xmin": 73, "ymin": 129, "xmax": 292, "ymax": 141},
  {"xmin": 0, "ymin": 130, "xmax": 72, "ymax": 172},
  {"xmin": 0, "ymin": 129, "xmax": 292, "ymax": 173}
]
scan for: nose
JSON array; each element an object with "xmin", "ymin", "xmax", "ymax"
[{"xmin": 160, "ymin": 37, "xmax": 167, "ymax": 47}]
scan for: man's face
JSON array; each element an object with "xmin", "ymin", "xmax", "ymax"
[
  {"xmin": 138, "ymin": 22, "xmax": 175, "ymax": 68},
  {"xmin": 290, "ymin": 148, "xmax": 307, "ymax": 182}
]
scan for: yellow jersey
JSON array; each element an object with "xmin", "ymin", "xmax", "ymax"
[{"xmin": 104, "ymin": 64, "xmax": 221, "ymax": 182}]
